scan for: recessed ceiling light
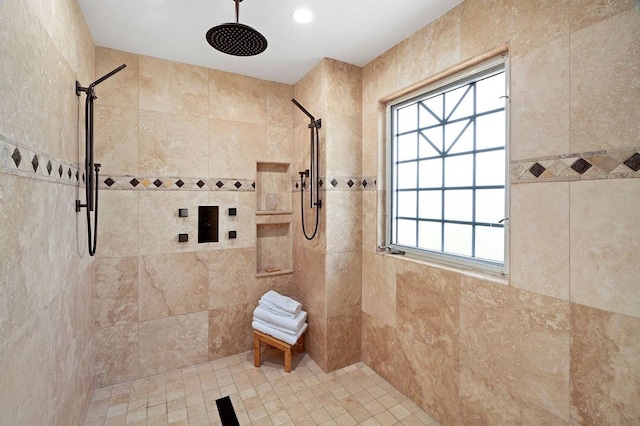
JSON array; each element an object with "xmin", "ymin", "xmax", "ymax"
[{"xmin": 292, "ymin": 9, "xmax": 313, "ymax": 24}]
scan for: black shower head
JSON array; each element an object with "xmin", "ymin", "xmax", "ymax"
[
  {"xmin": 206, "ymin": 0, "xmax": 267, "ymax": 57},
  {"xmin": 206, "ymin": 22, "xmax": 267, "ymax": 56}
]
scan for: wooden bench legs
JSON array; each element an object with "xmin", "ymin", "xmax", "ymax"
[{"xmin": 253, "ymin": 329, "xmax": 304, "ymax": 373}]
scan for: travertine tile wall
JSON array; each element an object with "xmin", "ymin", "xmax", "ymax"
[
  {"xmin": 93, "ymin": 47, "xmax": 295, "ymax": 387},
  {"xmin": 293, "ymin": 60, "xmax": 329, "ymax": 370},
  {"xmin": 323, "ymin": 60, "xmax": 363, "ymax": 371},
  {"xmin": 2, "ymin": 0, "xmax": 637, "ymax": 424},
  {"xmin": 361, "ymin": 0, "xmax": 640, "ymax": 425},
  {"xmin": 0, "ymin": 0, "xmax": 97, "ymax": 424},
  {"xmin": 292, "ymin": 59, "xmax": 363, "ymax": 372}
]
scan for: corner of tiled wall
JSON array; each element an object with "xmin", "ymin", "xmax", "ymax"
[
  {"xmin": 0, "ymin": 0, "xmax": 98, "ymax": 424},
  {"xmin": 360, "ymin": 0, "xmax": 640, "ymax": 424}
]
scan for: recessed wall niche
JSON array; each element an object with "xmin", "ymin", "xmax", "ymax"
[
  {"xmin": 256, "ymin": 162, "xmax": 291, "ymax": 214},
  {"xmin": 256, "ymin": 222, "xmax": 292, "ymax": 276},
  {"xmin": 255, "ymin": 162, "xmax": 293, "ymax": 277}
]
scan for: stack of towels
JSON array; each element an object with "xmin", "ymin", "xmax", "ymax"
[{"xmin": 252, "ymin": 290, "xmax": 308, "ymax": 345}]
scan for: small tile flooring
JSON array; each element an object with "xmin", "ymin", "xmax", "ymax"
[{"xmin": 84, "ymin": 349, "xmax": 439, "ymax": 426}]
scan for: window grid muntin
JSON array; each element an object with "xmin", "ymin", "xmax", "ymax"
[{"xmin": 391, "ymin": 68, "xmax": 506, "ymax": 265}]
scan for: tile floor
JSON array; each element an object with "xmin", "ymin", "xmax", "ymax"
[{"xmin": 83, "ymin": 349, "xmax": 439, "ymax": 426}]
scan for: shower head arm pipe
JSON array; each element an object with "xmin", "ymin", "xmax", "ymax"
[
  {"xmin": 291, "ymin": 98, "xmax": 322, "ymax": 128},
  {"xmin": 76, "ymin": 64, "xmax": 127, "ymax": 96}
]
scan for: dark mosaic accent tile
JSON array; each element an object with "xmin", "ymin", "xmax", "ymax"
[
  {"xmin": 347, "ymin": 179, "xmax": 354, "ymax": 188},
  {"xmin": 529, "ymin": 162, "xmax": 546, "ymax": 178},
  {"xmin": 234, "ymin": 181, "xmax": 242, "ymax": 189},
  {"xmin": 252, "ymin": 182, "xmax": 256, "ymax": 188},
  {"xmin": 153, "ymin": 179, "xmax": 163, "ymax": 188},
  {"xmin": 216, "ymin": 180, "xmax": 224, "ymax": 188},
  {"xmin": 331, "ymin": 179, "xmax": 338, "ymax": 187},
  {"xmin": 67, "ymin": 168, "xmax": 72, "ymax": 179},
  {"xmin": 295, "ymin": 182, "xmax": 299, "ymax": 189},
  {"xmin": 571, "ymin": 158, "xmax": 592, "ymax": 174},
  {"xmin": 197, "ymin": 180, "xmax": 205, "ymax": 188},
  {"xmin": 46, "ymin": 160, "xmax": 52, "ymax": 175},
  {"xmin": 130, "ymin": 178, "xmax": 139, "ymax": 187},
  {"xmin": 623, "ymin": 152, "xmax": 640, "ymax": 172},
  {"xmin": 374, "ymin": 179, "xmax": 377, "ymax": 185},
  {"xmin": 319, "ymin": 179, "xmax": 323, "ymax": 187},
  {"xmin": 11, "ymin": 148, "xmax": 21, "ymax": 167},
  {"xmin": 58, "ymin": 165, "xmax": 63, "ymax": 177},
  {"xmin": 31, "ymin": 155, "xmax": 39, "ymax": 172},
  {"xmin": 75, "ymin": 171, "xmax": 79, "ymax": 181},
  {"xmin": 363, "ymin": 179, "xmax": 368, "ymax": 188},
  {"xmin": 82, "ymin": 173, "xmax": 85, "ymax": 183},
  {"xmin": 104, "ymin": 178, "xmax": 115, "ymax": 187},
  {"xmin": 175, "ymin": 179, "xmax": 184, "ymax": 188}
]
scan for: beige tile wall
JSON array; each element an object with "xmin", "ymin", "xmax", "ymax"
[
  {"xmin": 0, "ymin": 0, "xmax": 97, "ymax": 424},
  {"xmin": 93, "ymin": 48, "xmax": 296, "ymax": 386},
  {"xmin": 361, "ymin": 0, "xmax": 640, "ymax": 424},
  {"xmin": 291, "ymin": 58, "xmax": 363, "ymax": 372},
  {"xmin": 2, "ymin": 0, "xmax": 637, "ymax": 424},
  {"xmin": 292, "ymin": 60, "xmax": 329, "ymax": 369}
]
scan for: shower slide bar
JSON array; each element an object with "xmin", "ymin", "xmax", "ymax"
[
  {"xmin": 292, "ymin": 98, "xmax": 322, "ymax": 240},
  {"xmin": 75, "ymin": 64, "xmax": 127, "ymax": 256}
]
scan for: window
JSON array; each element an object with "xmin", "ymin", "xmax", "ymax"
[{"xmin": 387, "ymin": 59, "xmax": 508, "ymax": 273}]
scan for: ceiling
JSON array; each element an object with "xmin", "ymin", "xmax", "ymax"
[{"xmin": 78, "ymin": 0, "xmax": 463, "ymax": 85}]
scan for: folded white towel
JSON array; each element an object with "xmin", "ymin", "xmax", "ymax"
[
  {"xmin": 258, "ymin": 299, "xmax": 297, "ymax": 318},
  {"xmin": 254, "ymin": 306, "xmax": 307, "ymax": 331},
  {"xmin": 253, "ymin": 320, "xmax": 308, "ymax": 346},
  {"xmin": 253, "ymin": 317, "xmax": 305, "ymax": 336},
  {"xmin": 260, "ymin": 290, "xmax": 302, "ymax": 316}
]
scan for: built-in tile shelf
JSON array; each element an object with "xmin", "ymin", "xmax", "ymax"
[
  {"xmin": 256, "ymin": 210, "xmax": 293, "ymax": 215},
  {"xmin": 255, "ymin": 269, "xmax": 294, "ymax": 278},
  {"xmin": 255, "ymin": 211, "xmax": 293, "ymax": 226}
]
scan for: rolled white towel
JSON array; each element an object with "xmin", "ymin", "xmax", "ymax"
[
  {"xmin": 253, "ymin": 320, "xmax": 308, "ymax": 346},
  {"xmin": 260, "ymin": 290, "xmax": 302, "ymax": 316},
  {"xmin": 252, "ymin": 317, "xmax": 305, "ymax": 336},
  {"xmin": 258, "ymin": 299, "xmax": 297, "ymax": 318},
  {"xmin": 254, "ymin": 306, "xmax": 307, "ymax": 331}
]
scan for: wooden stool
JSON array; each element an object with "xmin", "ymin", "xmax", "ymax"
[{"xmin": 253, "ymin": 329, "xmax": 304, "ymax": 373}]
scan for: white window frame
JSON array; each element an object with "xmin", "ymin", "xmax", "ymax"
[{"xmin": 385, "ymin": 55, "xmax": 510, "ymax": 275}]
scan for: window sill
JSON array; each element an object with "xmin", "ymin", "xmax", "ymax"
[{"xmin": 379, "ymin": 250, "xmax": 509, "ymax": 286}]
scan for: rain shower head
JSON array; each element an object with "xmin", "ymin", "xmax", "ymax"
[{"xmin": 206, "ymin": 0, "xmax": 267, "ymax": 57}]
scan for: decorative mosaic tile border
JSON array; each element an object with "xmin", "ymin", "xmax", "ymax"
[
  {"xmin": 0, "ymin": 134, "xmax": 82, "ymax": 185},
  {"xmin": 292, "ymin": 176, "xmax": 378, "ymax": 192},
  {"xmin": 99, "ymin": 175, "xmax": 255, "ymax": 191},
  {"xmin": 0, "ymin": 131, "xmax": 256, "ymax": 192},
  {"xmin": 511, "ymin": 147, "xmax": 640, "ymax": 184}
]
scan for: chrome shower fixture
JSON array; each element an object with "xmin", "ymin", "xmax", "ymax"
[{"xmin": 206, "ymin": 0, "xmax": 268, "ymax": 56}]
